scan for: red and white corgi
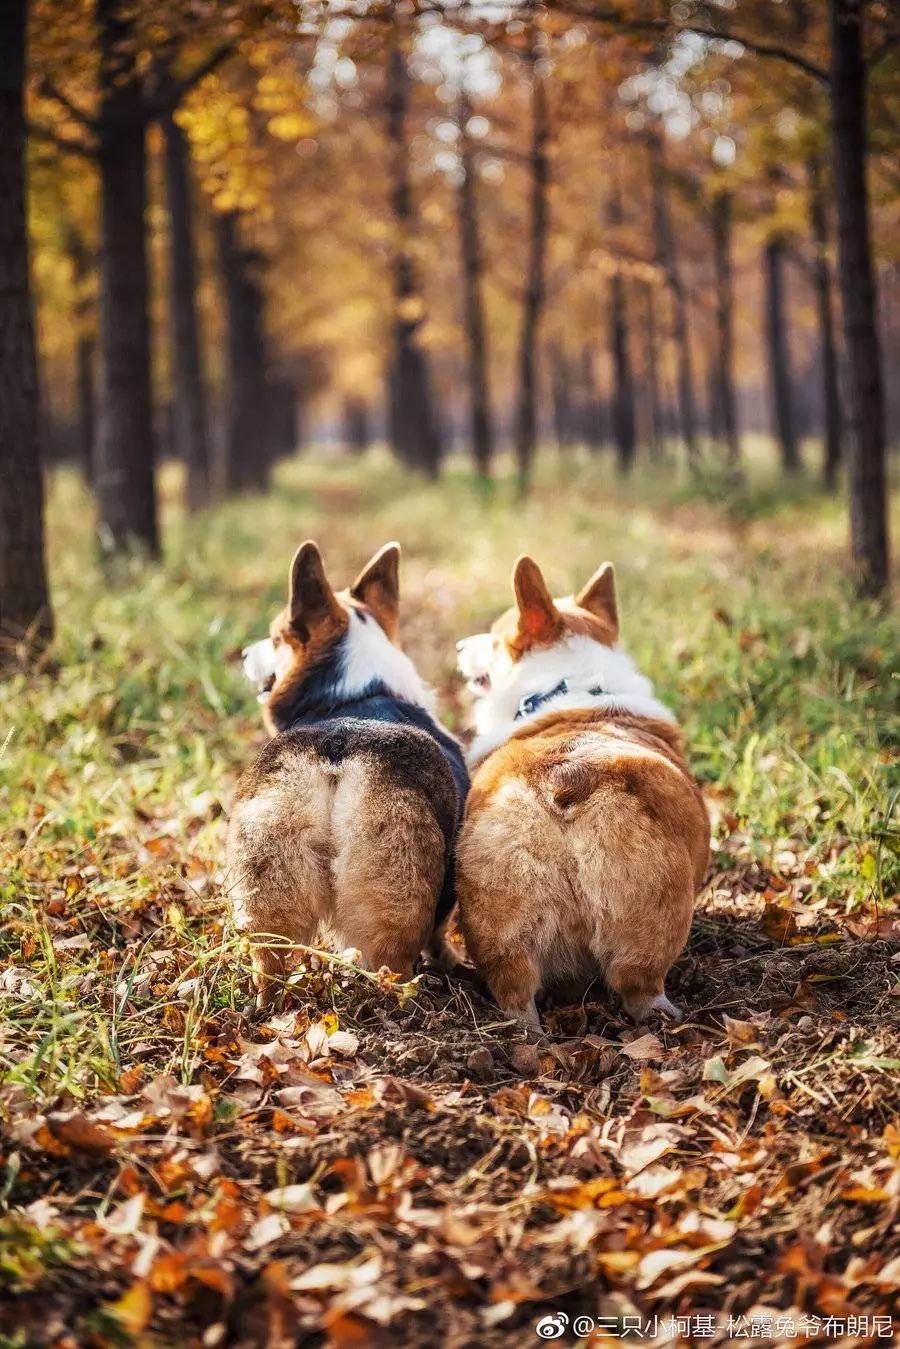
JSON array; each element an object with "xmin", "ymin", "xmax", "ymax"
[
  {"xmin": 455, "ymin": 556, "xmax": 709, "ymax": 1031},
  {"xmin": 227, "ymin": 541, "xmax": 468, "ymax": 1007}
]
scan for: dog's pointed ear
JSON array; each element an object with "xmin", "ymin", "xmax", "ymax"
[
  {"xmin": 513, "ymin": 555, "xmax": 561, "ymax": 644},
  {"xmin": 350, "ymin": 541, "xmax": 400, "ymax": 639},
  {"xmin": 288, "ymin": 541, "xmax": 342, "ymax": 637},
  {"xmin": 576, "ymin": 562, "xmax": 618, "ymax": 641}
]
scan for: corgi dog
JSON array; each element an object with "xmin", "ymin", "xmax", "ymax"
[
  {"xmin": 455, "ymin": 556, "xmax": 709, "ymax": 1031},
  {"xmin": 227, "ymin": 541, "xmax": 468, "ymax": 1006}
]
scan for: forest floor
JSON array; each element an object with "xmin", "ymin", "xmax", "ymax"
[{"xmin": 1, "ymin": 445, "xmax": 899, "ymax": 1348}]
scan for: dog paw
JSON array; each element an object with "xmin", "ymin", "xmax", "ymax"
[{"xmin": 652, "ymin": 993, "xmax": 683, "ymax": 1021}]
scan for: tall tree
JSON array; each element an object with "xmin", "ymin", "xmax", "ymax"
[
  {"xmin": 607, "ymin": 187, "xmax": 636, "ymax": 474},
  {"xmin": 163, "ymin": 103, "xmax": 210, "ymax": 511},
  {"xmin": 344, "ymin": 396, "xmax": 370, "ymax": 455},
  {"xmin": 514, "ymin": 24, "xmax": 549, "ymax": 496},
  {"xmin": 66, "ymin": 224, "xmax": 96, "ymax": 484},
  {"xmin": 649, "ymin": 130, "xmax": 698, "ymax": 470},
  {"xmin": 763, "ymin": 231, "xmax": 800, "ymax": 473},
  {"xmin": 94, "ymin": 0, "xmax": 159, "ymax": 554},
  {"xmin": 455, "ymin": 87, "xmax": 492, "ymax": 479},
  {"xmin": 641, "ymin": 281, "xmax": 664, "ymax": 462},
  {"xmin": 710, "ymin": 190, "xmax": 740, "ymax": 466},
  {"xmin": 0, "ymin": 0, "xmax": 53, "ymax": 662},
  {"xmin": 806, "ymin": 152, "xmax": 843, "ymax": 491},
  {"xmin": 30, "ymin": 1, "xmax": 235, "ymax": 550},
  {"xmin": 385, "ymin": 27, "xmax": 442, "ymax": 477},
  {"xmin": 215, "ymin": 210, "xmax": 271, "ymax": 495},
  {"xmin": 829, "ymin": 0, "xmax": 888, "ymax": 596}
]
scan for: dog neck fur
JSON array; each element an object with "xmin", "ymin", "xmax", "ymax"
[
  {"xmin": 467, "ymin": 633, "xmax": 675, "ymax": 767},
  {"xmin": 338, "ymin": 607, "xmax": 437, "ymax": 714}
]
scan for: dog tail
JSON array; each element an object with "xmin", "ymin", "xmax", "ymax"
[{"xmin": 544, "ymin": 759, "xmax": 601, "ymax": 813}]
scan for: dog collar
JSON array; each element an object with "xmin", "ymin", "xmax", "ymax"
[{"xmin": 515, "ymin": 678, "xmax": 605, "ymax": 721}]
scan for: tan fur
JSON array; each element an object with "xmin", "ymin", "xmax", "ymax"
[
  {"xmin": 228, "ymin": 541, "xmax": 454, "ymax": 1006},
  {"xmin": 227, "ymin": 744, "xmax": 443, "ymax": 1003},
  {"xmin": 457, "ymin": 559, "xmax": 709, "ymax": 1028}
]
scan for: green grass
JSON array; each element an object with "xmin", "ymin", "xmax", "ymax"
[{"xmin": 1, "ymin": 443, "xmax": 897, "ymax": 1104}]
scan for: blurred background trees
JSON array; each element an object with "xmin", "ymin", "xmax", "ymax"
[{"xmin": 1, "ymin": 0, "xmax": 898, "ymax": 661}]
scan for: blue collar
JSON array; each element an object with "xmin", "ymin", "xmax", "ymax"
[{"xmin": 515, "ymin": 678, "xmax": 606, "ymax": 721}]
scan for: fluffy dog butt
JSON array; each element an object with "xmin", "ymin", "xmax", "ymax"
[{"xmin": 545, "ymin": 759, "xmax": 601, "ymax": 812}]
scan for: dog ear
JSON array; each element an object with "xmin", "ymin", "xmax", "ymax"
[
  {"xmin": 513, "ymin": 556, "xmax": 561, "ymax": 644},
  {"xmin": 576, "ymin": 562, "xmax": 619, "ymax": 640},
  {"xmin": 350, "ymin": 542, "xmax": 400, "ymax": 640},
  {"xmin": 288, "ymin": 541, "xmax": 342, "ymax": 638}
]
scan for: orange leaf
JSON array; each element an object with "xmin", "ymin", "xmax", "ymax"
[
  {"xmin": 841, "ymin": 1185, "xmax": 890, "ymax": 1203},
  {"xmin": 47, "ymin": 1112, "xmax": 116, "ymax": 1157},
  {"xmin": 106, "ymin": 1281, "xmax": 152, "ymax": 1335},
  {"xmin": 150, "ymin": 1251, "xmax": 189, "ymax": 1294}
]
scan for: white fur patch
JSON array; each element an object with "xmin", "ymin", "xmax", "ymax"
[
  {"xmin": 338, "ymin": 608, "xmax": 436, "ymax": 713},
  {"xmin": 464, "ymin": 633, "xmax": 675, "ymax": 767},
  {"xmin": 242, "ymin": 638, "xmax": 293, "ymax": 700}
]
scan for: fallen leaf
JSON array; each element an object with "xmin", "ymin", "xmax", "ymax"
[
  {"xmin": 105, "ymin": 1281, "xmax": 152, "ymax": 1336},
  {"xmin": 621, "ymin": 1033, "xmax": 664, "ymax": 1061},
  {"xmin": 246, "ymin": 1212, "xmax": 290, "ymax": 1251},
  {"xmin": 265, "ymin": 1183, "xmax": 321, "ymax": 1213},
  {"xmin": 47, "ymin": 1111, "xmax": 116, "ymax": 1156}
]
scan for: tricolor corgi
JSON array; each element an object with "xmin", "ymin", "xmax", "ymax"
[
  {"xmin": 455, "ymin": 556, "xmax": 709, "ymax": 1031},
  {"xmin": 226, "ymin": 541, "xmax": 468, "ymax": 1007}
]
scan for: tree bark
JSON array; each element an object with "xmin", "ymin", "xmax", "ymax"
[
  {"xmin": 0, "ymin": 0, "xmax": 53, "ymax": 661},
  {"xmin": 163, "ymin": 107, "xmax": 210, "ymax": 512},
  {"xmin": 580, "ymin": 346, "xmax": 604, "ymax": 452},
  {"xmin": 344, "ymin": 397, "xmax": 370, "ymax": 454},
  {"xmin": 607, "ymin": 188, "xmax": 635, "ymax": 474},
  {"xmin": 641, "ymin": 282, "xmax": 664, "ymax": 461},
  {"xmin": 94, "ymin": 0, "xmax": 159, "ymax": 554},
  {"xmin": 550, "ymin": 346, "xmax": 575, "ymax": 456},
  {"xmin": 456, "ymin": 89, "xmax": 492, "ymax": 479},
  {"xmin": 266, "ymin": 373, "xmax": 298, "ymax": 464},
  {"xmin": 214, "ymin": 211, "xmax": 271, "ymax": 494},
  {"xmin": 711, "ymin": 190, "xmax": 740, "ymax": 465},
  {"xmin": 830, "ymin": 2, "xmax": 889, "ymax": 596},
  {"xmin": 66, "ymin": 227, "xmax": 96, "ymax": 484},
  {"xmin": 385, "ymin": 31, "xmax": 442, "ymax": 477},
  {"xmin": 649, "ymin": 131, "xmax": 698, "ymax": 470},
  {"xmin": 515, "ymin": 27, "xmax": 549, "ymax": 496},
  {"xmin": 764, "ymin": 235, "xmax": 801, "ymax": 473},
  {"xmin": 806, "ymin": 154, "xmax": 843, "ymax": 491}
]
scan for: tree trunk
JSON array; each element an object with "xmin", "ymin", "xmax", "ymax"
[
  {"xmin": 456, "ymin": 89, "xmax": 492, "ymax": 479},
  {"xmin": 806, "ymin": 154, "xmax": 843, "ymax": 491},
  {"xmin": 809, "ymin": 154, "xmax": 847, "ymax": 491},
  {"xmin": 764, "ymin": 235, "xmax": 801, "ymax": 473},
  {"xmin": 344, "ymin": 397, "xmax": 370, "ymax": 454},
  {"xmin": 641, "ymin": 282, "xmax": 664, "ymax": 461},
  {"xmin": 66, "ymin": 227, "xmax": 96, "ymax": 484},
  {"xmin": 580, "ymin": 347, "xmax": 604, "ymax": 452},
  {"xmin": 649, "ymin": 132, "xmax": 698, "ymax": 470},
  {"xmin": 515, "ymin": 28, "xmax": 549, "ymax": 497},
  {"xmin": 607, "ymin": 188, "xmax": 635, "ymax": 474},
  {"xmin": 266, "ymin": 373, "xmax": 298, "ymax": 464},
  {"xmin": 830, "ymin": 0, "xmax": 889, "ymax": 596},
  {"xmin": 707, "ymin": 347, "xmax": 723, "ymax": 443},
  {"xmin": 609, "ymin": 270, "xmax": 636, "ymax": 473},
  {"xmin": 711, "ymin": 190, "xmax": 740, "ymax": 465},
  {"xmin": 385, "ymin": 33, "xmax": 442, "ymax": 477},
  {"xmin": 0, "ymin": 0, "xmax": 53, "ymax": 662},
  {"xmin": 94, "ymin": 0, "xmax": 159, "ymax": 554},
  {"xmin": 214, "ymin": 211, "xmax": 271, "ymax": 494},
  {"xmin": 163, "ymin": 107, "xmax": 210, "ymax": 512},
  {"xmin": 550, "ymin": 346, "xmax": 575, "ymax": 455}
]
